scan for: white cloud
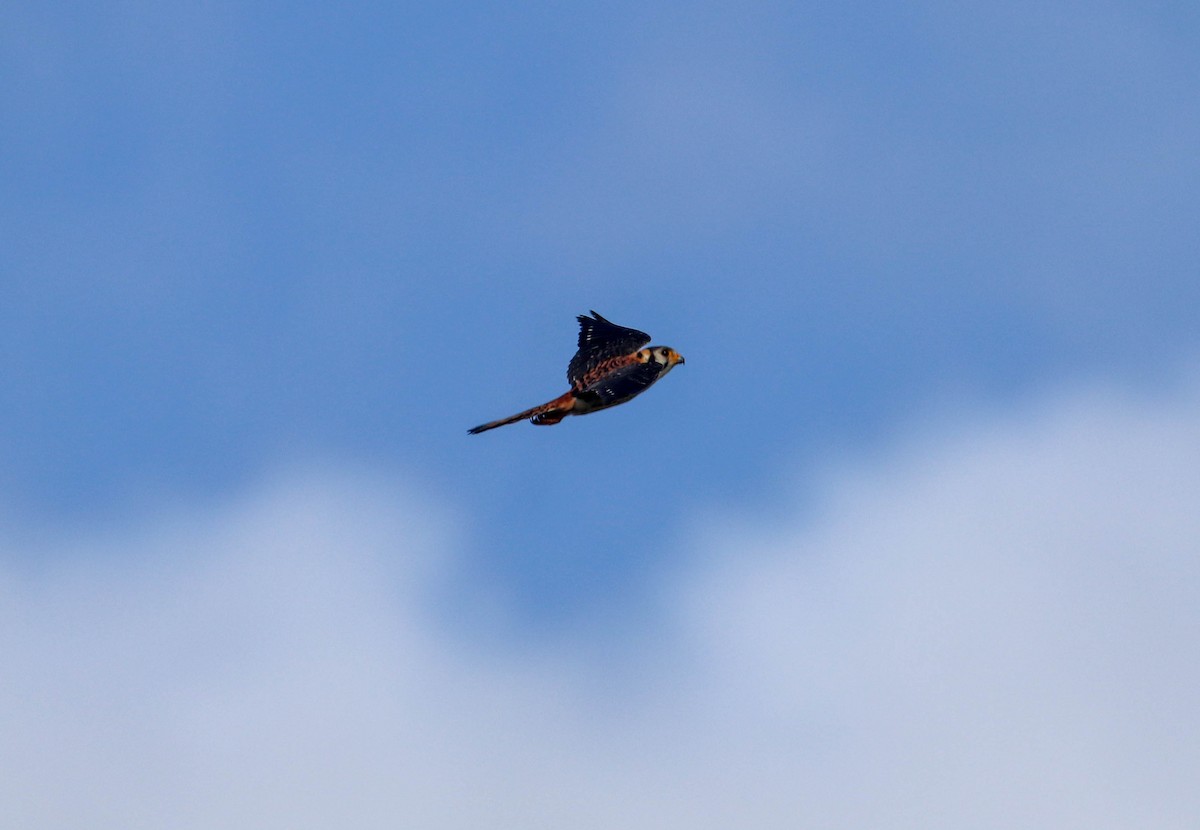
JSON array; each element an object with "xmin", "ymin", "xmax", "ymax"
[
  {"xmin": 3, "ymin": 380, "xmax": 1199, "ymax": 828},
  {"xmin": 674, "ymin": 380, "xmax": 1200, "ymax": 827}
]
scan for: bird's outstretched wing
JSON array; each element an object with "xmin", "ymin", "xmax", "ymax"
[
  {"xmin": 567, "ymin": 311, "xmax": 651, "ymax": 389},
  {"xmin": 576, "ymin": 361, "xmax": 664, "ymax": 411}
]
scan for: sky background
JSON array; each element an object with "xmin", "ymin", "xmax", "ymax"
[{"xmin": 3, "ymin": 1, "xmax": 1199, "ymax": 826}]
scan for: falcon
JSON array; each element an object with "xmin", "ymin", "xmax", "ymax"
[{"xmin": 468, "ymin": 311, "xmax": 685, "ymax": 434}]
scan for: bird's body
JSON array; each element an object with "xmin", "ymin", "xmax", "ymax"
[{"xmin": 468, "ymin": 311, "xmax": 685, "ymax": 434}]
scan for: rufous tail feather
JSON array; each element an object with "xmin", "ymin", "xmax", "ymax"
[{"xmin": 468, "ymin": 392, "xmax": 574, "ymax": 434}]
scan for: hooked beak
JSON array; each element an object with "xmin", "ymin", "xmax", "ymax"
[{"xmin": 675, "ymin": 353, "xmax": 686, "ymax": 366}]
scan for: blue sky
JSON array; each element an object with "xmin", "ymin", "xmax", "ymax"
[{"xmin": 4, "ymin": 2, "xmax": 1200, "ymax": 826}]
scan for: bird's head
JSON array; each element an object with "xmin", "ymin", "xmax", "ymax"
[{"xmin": 639, "ymin": 346, "xmax": 686, "ymax": 374}]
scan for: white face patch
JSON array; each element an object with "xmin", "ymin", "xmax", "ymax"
[{"xmin": 654, "ymin": 348, "xmax": 678, "ymax": 376}]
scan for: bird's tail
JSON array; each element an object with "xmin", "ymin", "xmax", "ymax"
[{"xmin": 468, "ymin": 392, "xmax": 576, "ymax": 434}]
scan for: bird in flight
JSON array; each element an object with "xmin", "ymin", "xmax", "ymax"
[{"xmin": 468, "ymin": 311, "xmax": 685, "ymax": 434}]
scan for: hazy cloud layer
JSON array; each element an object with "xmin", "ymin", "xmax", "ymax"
[{"xmin": 3, "ymin": 377, "xmax": 1198, "ymax": 828}]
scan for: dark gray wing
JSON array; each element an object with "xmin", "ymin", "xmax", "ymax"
[
  {"xmin": 576, "ymin": 361, "xmax": 663, "ymax": 411},
  {"xmin": 567, "ymin": 311, "xmax": 651, "ymax": 389}
]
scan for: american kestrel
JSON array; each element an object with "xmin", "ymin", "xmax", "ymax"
[{"xmin": 468, "ymin": 311, "xmax": 685, "ymax": 434}]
